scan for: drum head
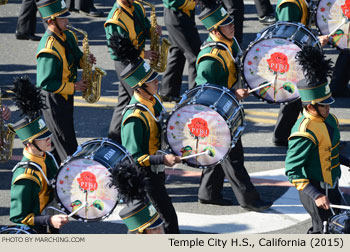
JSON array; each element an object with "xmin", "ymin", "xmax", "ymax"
[
  {"xmin": 316, "ymin": 0, "xmax": 350, "ymax": 50},
  {"xmin": 243, "ymin": 38, "xmax": 302, "ymax": 104},
  {"xmin": 55, "ymin": 159, "xmax": 119, "ymax": 221},
  {"xmin": 166, "ymin": 104, "xmax": 231, "ymax": 167}
]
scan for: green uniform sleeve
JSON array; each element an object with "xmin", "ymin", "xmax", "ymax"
[
  {"xmin": 10, "ymin": 179, "xmax": 39, "ymax": 226},
  {"xmin": 285, "ymin": 136, "xmax": 315, "ymax": 189},
  {"xmin": 122, "ymin": 117, "xmax": 150, "ymax": 166},
  {"xmin": 196, "ymin": 57, "xmax": 228, "ymax": 87},
  {"xmin": 36, "ymin": 54, "xmax": 74, "ymax": 95},
  {"xmin": 276, "ymin": 2, "xmax": 302, "ymax": 22}
]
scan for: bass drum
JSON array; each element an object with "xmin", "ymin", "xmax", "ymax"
[
  {"xmin": 242, "ymin": 21, "xmax": 321, "ymax": 104},
  {"xmin": 163, "ymin": 84, "xmax": 245, "ymax": 168},
  {"xmin": 54, "ymin": 138, "xmax": 133, "ymax": 222},
  {"xmin": 0, "ymin": 225, "xmax": 37, "ymax": 234},
  {"xmin": 327, "ymin": 211, "xmax": 350, "ymax": 234},
  {"xmin": 316, "ymin": 0, "xmax": 350, "ymax": 50}
]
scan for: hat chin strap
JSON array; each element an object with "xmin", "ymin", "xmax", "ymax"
[
  {"xmin": 141, "ymin": 83, "xmax": 153, "ymax": 97},
  {"xmin": 218, "ymin": 26, "xmax": 232, "ymax": 42},
  {"xmin": 312, "ymin": 104, "xmax": 325, "ymax": 119},
  {"xmin": 30, "ymin": 140, "xmax": 44, "ymax": 154},
  {"xmin": 52, "ymin": 18, "xmax": 63, "ymax": 34}
]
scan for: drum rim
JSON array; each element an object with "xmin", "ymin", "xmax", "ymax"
[
  {"xmin": 164, "ymin": 84, "xmax": 245, "ymax": 168},
  {"xmin": 241, "ymin": 22, "xmax": 321, "ymax": 104},
  {"xmin": 53, "ymin": 138, "xmax": 130, "ymax": 222},
  {"xmin": 314, "ymin": 0, "xmax": 347, "ymax": 50},
  {"xmin": 0, "ymin": 226, "xmax": 36, "ymax": 234}
]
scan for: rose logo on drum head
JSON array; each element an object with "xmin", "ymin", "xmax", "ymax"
[
  {"xmin": 188, "ymin": 118, "xmax": 210, "ymax": 139},
  {"xmin": 77, "ymin": 171, "xmax": 98, "ymax": 192},
  {"xmin": 267, "ymin": 52, "xmax": 290, "ymax": 74}
]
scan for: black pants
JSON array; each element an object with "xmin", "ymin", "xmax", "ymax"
[
  {"xmin": 16, "ymin": 0, "xmax": 37, "ymax": 35},
  {"xmin": 65, "ymin": 0, "xmax": 93, "ymax": 12},
  {"xmin": 108, "ymin": 61, "xmax": 133, "ymax": 144},
  {"xmin": 160, "ymin": 8, "xmax": 201, "ymax": 98},
  {"xmin": 145, "ymin": 171, "xmax": 179, "ymax": 234},
  {"xmin": 273, "ymin": 98, "xmax": 303, "ymax": 143},
  {"xmin": 221, "ymin": 0, "xmax": 244, "ymax": 44},
  {"xmin": 41, "ymin": 91, "xmax": 78, "ymax": 164},
  {"xmin": 198, "ymin": 138, "xmax": 260, "ymax": 206},
  {"xmin": 254, "ymin": 0, "xmax": 274, "ymax": 18},
  {"xmin": 330, "ymin": 50, "xmax": 350, "ymax": 97},
  {"xmin": 299, "ymin": 181, "xmax": 341, "ymax": 234}
]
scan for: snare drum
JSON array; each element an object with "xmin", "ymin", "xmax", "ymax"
[
  {"xmin": 54, "ymin": 138, "xmax": 133, "ymax": 221},
  {"xmin": 163, "ymin": 84, "xmax": 245, "ymax": 168},
  {"xmin": 0, "ymin": 225, "xmax": 37, "ymax": 234},
  {"xmin": 316, "ymin": 0, "xmax": 350, "ymax": 50},
  {"xmin": 327, "ymin": 211, "xmax": 350, "ymax": 234},
  {"xmin": 242, "ymin": 22, "xmax": 321, "ymax": 104}
]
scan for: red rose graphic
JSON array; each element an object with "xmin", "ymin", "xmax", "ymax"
[
  {"xmin": 248, "ymin": 61, "xmax": 252, "ymax": 65},
  {"xmin": 170, "ymin": 125, "xmax": 174, "ymax": 130},
  {"xmin": 187, "ymin": 118, "xmax": 209, "ymax": 138},
  {"xmin": 341, "ymin": 0, "xmax": 350, "ymax": 19},
  {"xmin": 77, "ymin": 171, "xmax": 98, "ymax": 192},
  {"xmin": 59, "ymin": 180, "xmax": 64, "ymax": 185},
  {"xmin": 267, "ymin": 52, "xmax": 290, "ymax": 73},
  {"xmin": 320, "ymin": 7, "xmax": 325, "ymax": 12}
]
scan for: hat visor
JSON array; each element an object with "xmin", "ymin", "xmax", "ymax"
[
  {"xmin": 56, "ymin": 11, "xmax": 71, "ymax": 18},
  {"xmin": 145, "ymin": 71, "xmax": 159, "ymax": 83},
  {"xmin": 35, "ymin": 130, "xmax": 52, "ymax": 140},
  {"xmin": 147, "ymin": 216, "xmax": 164, "ymax": 230},
  {"xmin": 318, "ymin": 96, "xmax": 335, "ymax": 105},
  {"xmin": 219, "ymin": 16, "xmax": 233, "ymax": 27}
]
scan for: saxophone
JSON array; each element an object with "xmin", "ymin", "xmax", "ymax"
[
  {"xmin": 0, "ymin": 0, "xmax": 8, "ymax": 5},
  {"xmin": 0, "ymin": 90, "xmax": 15, "ymax": 162},
  {"xmin": 66, "ymin": 25, "xmax": 107, "ymax": 103},
  {"xmin": 140, "ymin": 0, "xmax": 171, "ymax": 73}
]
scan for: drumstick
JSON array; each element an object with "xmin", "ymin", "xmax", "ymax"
[
  {"xmin": 248, "ymin": 81, "xmax": 273, "ymax": 94},
  {"xmin": 180, "ymin": 150, "xmax": 210, "ymax": 160},
  {"xmin": 327, "ymin": 18, "xmax": 347, "ymax": 37},
  {"xmin": 68, "ymin": 202, "xmax": 88, "ymax": 218},
  {"xmin": 330, "ymin": 204, "xmax": 350, "ymax": 211}
]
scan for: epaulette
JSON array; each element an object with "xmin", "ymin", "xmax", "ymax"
[{"xmin": 36, "ymin": 36, "xmax": 61, "ymax": 61}]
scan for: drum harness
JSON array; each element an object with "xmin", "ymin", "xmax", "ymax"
[
  {"xmin": 200, "ymin": 37, "xmax": 243, "ymax": 89},
  {"xmin": 11, "ymin": 151, "xmax": 59, "ymax": 187}
]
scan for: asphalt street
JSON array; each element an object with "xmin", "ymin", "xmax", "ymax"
[{"xmin": 0, "ymin": 0, "xmax": 350, "ymax": 234}]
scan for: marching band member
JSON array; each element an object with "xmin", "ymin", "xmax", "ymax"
[
  {"xmin": 273, "ymin": 0, "xmax": 329, "ymax": 147},
  {"xmin": 36, "ymin": 0, "xmax": 91, "ymax": 164},
  {"xmin": 9, "ymin": 76, "xmax": 68, "ymax": 234},
  {"xmin": 105, "ymin": 0, "xmax": 161, "ymax": 143},
  {"xmin": 109, "ymin": 33, "xmax": 181, "ymax": 233},
  {"xmin": 285, "ymin": 46, "xmax": 350, "ymax": 234},
  {"xmin": 159, "ymin": 0, "xmax": 201, "ymax": 102},
  {"xmin": 195, "ymin": 1, "xmax": 272, "ymax": 211}
]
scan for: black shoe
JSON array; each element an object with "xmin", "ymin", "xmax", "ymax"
[
  {"xmin": 198, "ymin": 198, "xmax": 233, "ymax": 206},
  {"xmin": 240, "ymin": 199, "xmax": 273, "ymax": 212},
  {"xmin": 85, "ymin": 7, "xmax": 103, "ymax": 17},
  {"xmin": 159, "ymin": 94, "xmax": 181, "ymax": 103},
  {"xmin": 16, "ymin": 33, "xmax": 41, "ymax": 41},
  {"xmin": 258, "ymin": 15, "xmax": 276, "ymax": 25},
  {"xmin": 68, "ymin": 8, "xmax": 79, "ymax": 12}
]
